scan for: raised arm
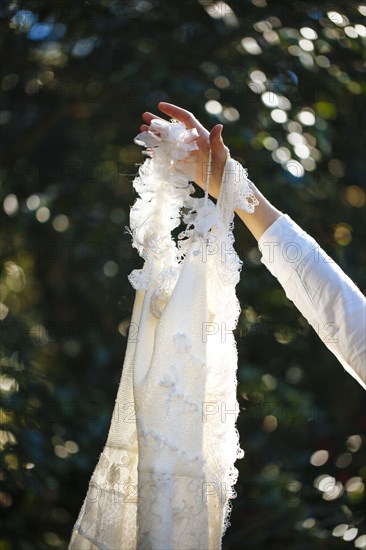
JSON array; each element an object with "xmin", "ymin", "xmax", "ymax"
[{"xmin": 140, "ymin": 102, "xmax": 366, "ymax": 390}]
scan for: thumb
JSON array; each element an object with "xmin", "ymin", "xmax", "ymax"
[{"xmin": 209, "ymin": 124, "xmax": 229, "ymax": 164}]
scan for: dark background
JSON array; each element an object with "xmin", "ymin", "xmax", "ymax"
[{"xmin": 1, "ymin": 1, "xmax": 365, "ymax": 548}]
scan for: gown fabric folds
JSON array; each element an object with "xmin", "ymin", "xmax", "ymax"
[{"xmin": 68, "ymin": 120, "xmax": 258, "ymax": 550}]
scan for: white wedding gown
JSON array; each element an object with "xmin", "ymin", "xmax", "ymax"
[{"xmin": 68, "ymin": 119, "xmax": 258, "ymax": 549}]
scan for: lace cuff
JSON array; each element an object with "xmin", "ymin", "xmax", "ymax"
[{"xmin": 223, "ymin": 157, "xmax": 259, "ymax": 213}]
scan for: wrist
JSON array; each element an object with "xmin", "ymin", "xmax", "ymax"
[{"xmin": 235, "ymin": 185, "xmax": 282, "ymax": 241}]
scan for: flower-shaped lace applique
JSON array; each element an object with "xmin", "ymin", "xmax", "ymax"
[{"xmin": 134, "ymin": 118, "xmax": 199, "ymax": 160}]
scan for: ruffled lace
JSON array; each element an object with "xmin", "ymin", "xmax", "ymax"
[{"xmin": 127, "ymin": 119, "xmax": 199, "ymax": 315}]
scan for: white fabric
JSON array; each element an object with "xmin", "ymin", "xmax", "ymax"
[
  {"xmin": 258, "ymin": 214, "xmax": 366, "ymax": 390},
  {"xmin": 68, "ymin": 121, "xmax": 258, "ymax": 550}
]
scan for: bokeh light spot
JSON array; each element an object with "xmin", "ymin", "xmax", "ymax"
[
  {"xmin": 0, "ymin": 303, "xmax": 10, "ymax": 320},
  {"xmin": 310, "ymin": 449, "xmax": 329, "ymax": 466},
  {"xmin": 3, "ymin": 194, "xmax": 19, "ymax": 216},
  {"xmin": 241, "ymin": 36, "xmax": 262, "ymax": 55},
  {"xmin": 345, "ymin": 477, "xmax": 364, "ymax": 493},
  {"xmin": 271, "ymin": 109, "xmax": 287, "ymax": 123},
  {"xmin": 263, "ymin": 415, "xmax": 278, "ymax": 432},
  {"xmin": 297, "ymin": 109, "xmax": 316, "ymax": 126},
  {"xmin": 332, "ymin": 524, "xmax": 348, "ymax": 537},
  {"xmin": 5, "ymin": 262, "xmax": 26, "ymax": 293},
  {"xmin": 315, "ymin": 55, "xmax": 330, "ymax": 68},
  {"xmin": 36, "ymin": 206, "xmax": 51, "ymax": 223},
  {"xmin": 314, "ymin": 101, "xmax": 336, "ymax": 120},
  {"xmin": 103, "ymin": 261, "xmax": 119, "ymax": 277},
  {"xmin": 300, "ymin": 27, "xmax": 318, "ymax": 40},
  {"xmin": 263, "ymin": 136, "xmax": 278, "ymax": 150},
  {"xmin": 205, "ymin": 100, "xmax": 222, "ymax": 115},
  {"xmin": 355, "ymin": 535, "xmax": 366, "ymax": 548},
  {"xmin": 294, "ymin": 143, "xmax": 310, "ymax": 159},
  {"xmin": 249, "ymin": 69, "xmax": 266, "ymax": 82},
  {"xmin": 334, "ymin": 223, "xmax": 352, "ymax": 246},
  {"xmin": 343, "ymin": 528, "xmax": 358, "ymax": 542},
  {"xmin": 26, "ymin": 194, "xmax": 41, "ymax": 210},
  {"xmin": 261, "ymin": 373, "xmax": 277, "ymax": 390},
  {"xmin": 261, "ymin": 91, "xmax": 279, "ymax": 107},
  {"xmin": 299, "ymin": 39, "xmax": 314, "ymax": 51},
  {"xmin": 223, "ymin": 107, "xmax": 240, "ymax": 122},
  {"xmin": 345, "ymin": 185, "xmax": 365, "ymax": 207},
  {"xmin": 328, "ymin": 159, "xmax": 345, "ymax": 178},
  {"xmin": 335, "ymin": 452, "xmax": 352, "ymax": 468},
  {"xmin": 286, "ymin": 160, "xmax": 305, "ymax": 177},
  {"xmin": 272, "ymin": 147, "xmax": 291, "ymax": 163},
  {"xmin": 327, "ymin": 11, "xmax": 349, "ymax": 27},
  {"xmin": 355, "ymin": 24, "xmax": 366, "ymax": 37},
  {"xmin": 344, "ymin": 26, "xmax": 358, "ymax": 39},
  {"xmin": 52, "ymin": 214, "xmax": 70, "ymax": 232}
]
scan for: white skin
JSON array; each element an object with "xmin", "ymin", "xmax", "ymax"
[{"xmin": 140, "ymin": 102, "xmax": 282, "ymax": 241}]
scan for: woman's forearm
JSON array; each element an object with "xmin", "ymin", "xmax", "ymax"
[{"xmin": 234, "ymin": 177, "xmax": 283, "ymax": 242}]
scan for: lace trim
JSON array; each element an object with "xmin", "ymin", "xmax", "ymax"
[
  {"xmin": 69, "ymin": 445, "xmax": 138, "ymax": 549},
  {"xmin": 127, "ymin": 121, "xmax": 202, "ymax": 320},
  {"xmin": 230, "ymin": 159, "xmax": 260, "ymax": 213}
]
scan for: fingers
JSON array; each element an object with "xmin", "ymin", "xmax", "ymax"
[
  {"xmin": 141, "ymin": 111, "xmax": 165, "ymax": 125},
  {"xmin": 210, "ymin": 124, "xmax": 222, "ymax": 143},
  {"xmin": 140, "ymin": 104, "xmax": 212, "ymax": 154},
  {"xmin": 209, "ymin": 124, "xmax": 229, "ymax": 163},
  {"xmin": 158, "ymin": 102, "xmax": 204, "ymax": 132},
  {"xmin": 142, "ymin": 105, "xmax": 196, "ymax": 128}
]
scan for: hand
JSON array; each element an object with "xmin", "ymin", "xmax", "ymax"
[{"xmin": 140, "ymin": 102, "xmax": 229, "ymax": 199}]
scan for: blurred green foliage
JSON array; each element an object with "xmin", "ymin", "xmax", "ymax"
[{"xmin": 0, "ymin": 0, "xmax": 365, "ymax": 549}]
